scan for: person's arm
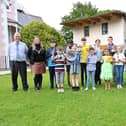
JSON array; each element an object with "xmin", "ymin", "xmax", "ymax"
[
  {"xmin": 46, "ymin": 49, "xmax": 52, "ymax": 59},
  {"xmin": 43, "ymin": 49, "xmax": 47, "ymax": 64},
  {"xmin": 27, "ymin": 47, "xmax": 32, "ymax": 60},
  {"xmin": 119, "ymin": 54, "xmax": 126, "ymax": 63}
]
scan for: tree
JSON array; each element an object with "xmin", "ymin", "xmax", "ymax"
[
  {"xmin": 20, "ymin": 21, "xmax": 65, "ymax": 49},
  {"xmin": 61, "ymin": 2, "xmax": 98, "ymax": 42},
  {"xmin": 61, "ymin": 2, "xmax": 111, "ymax": 42}
]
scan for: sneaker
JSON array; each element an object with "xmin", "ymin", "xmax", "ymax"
[
  {"xmin": 119, "ymin": 85, "xmax": 122, "ymax": 89},
  {"xmin": 85, "ymin": 88, "xmax": 88, "ymax": 91},
  {"xmin": 57, "ymin": 88, "xmax": 61, "ymax": 93},
  {"xmin": 92, "ymin": 87, "xmax": 96, "ymax": 90},
  {"xmin": 60, "ymin": 88, "xmax": 64, "ymax": 93},
  {"xmin": 117, "ymin": 85, "xmax": 120, "ymax": 89}
]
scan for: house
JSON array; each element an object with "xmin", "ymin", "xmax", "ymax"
[
  {"xmin": 62, "ymin": 10, "xmax": 126, "ymax": 47},
  {"xmin": 17, "ymin": 9, "xmax": 43, "ymax": 26},
  {"xmin": 0, "ymin": 0, "xmax": 43, "ymax": 69}
]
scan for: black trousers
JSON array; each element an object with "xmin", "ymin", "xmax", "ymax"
[
  {"xmin": 49, "ymin": 66, "xmax": 55, "ymax": 89},
  {"xmin": 80, "ymin": 63, "xmax": 87, "ymax": 87},
  {"xmin": 95, "ymin": 61, "xmax": 101, "ymax": 84},
  {"xmin": 34, "ymin": 74, "xmax": 42, "ymax": 90},
  {"xmin": 66, "ymin": 65, "xmax": 71, "ymax": 86},
  {"xmin": 10, "ymin": 61, "xmax": 29, "ymax": 91}
]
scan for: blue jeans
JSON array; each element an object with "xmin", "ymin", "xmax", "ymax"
[
  {"xmin": 86, "ymin": 71, "xmax": 95, "ymax": 88},
  {"xmin": 115, "ymin": 65, "xmax": 124, "ymax": 85}
]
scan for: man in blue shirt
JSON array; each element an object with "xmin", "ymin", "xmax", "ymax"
[{"xmin": 8, "ymin": 32, "xmax": 29, "ymax": 91}]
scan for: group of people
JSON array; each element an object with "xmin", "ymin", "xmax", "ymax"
[{"xmin": 8, "ymin": 32, "xmax": 126, "ymax": 93}]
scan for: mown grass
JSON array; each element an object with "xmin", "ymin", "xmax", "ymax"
[{"xmin": 0, "ymin": 72, "xmax": 126, "ymax": 126}]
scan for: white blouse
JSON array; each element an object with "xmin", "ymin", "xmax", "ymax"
[{"xmin": 113, "ymin": 53, "xmax": 125, "ymax": 65}]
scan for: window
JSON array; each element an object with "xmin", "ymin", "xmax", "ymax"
[
  {"xmin": 102, "ymin": 23, "xmax": 108, "ymax": 35},
  {"xmin": 84, "ymin": 26, "xmax": 89, "ymax": 37}
]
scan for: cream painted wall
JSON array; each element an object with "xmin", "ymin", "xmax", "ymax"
[{"xmin": 73, "ymin": 16, "xmax": 125, "ymax": 46}]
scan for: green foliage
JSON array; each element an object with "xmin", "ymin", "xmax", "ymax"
[
  {"xmin": 61, "ymin": 2, "xmax": 98, "ymax": 42},
  {"xmin": 97, "ymin": 9, "xmax": 112, "ymax": 15},
  {"xmin": 20, "ymin": 21, "xmax": 65, "ymax": 49},
  {"xmin": 70, "ymin": 1, "xmax": 98, "ymax": 19},
  {"xmin": 61, "ymin": 2, "xmax": 112, "ymax": 42}
]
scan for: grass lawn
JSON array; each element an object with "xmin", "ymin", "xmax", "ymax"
[{"xmin": 0, "ymin": 72, "xmax": 126, "ymax": 126}]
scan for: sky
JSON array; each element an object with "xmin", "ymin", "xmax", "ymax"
[{"xmin": 17, "ymin": 0, "xmax": 126, "ymax": 30}]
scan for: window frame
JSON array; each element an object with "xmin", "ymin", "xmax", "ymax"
[
  {"xmin": 102, "ymin": 22, "xmax": 108, "ymax": 35},
  {"xmin": 84, "ymin": 26, "xmax": 89, "ymax": 37}
]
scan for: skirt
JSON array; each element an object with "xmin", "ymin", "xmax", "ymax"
[
  {"xmin": 31, "ymin": 62, "xmax": 46, "ymax": 74},
  {"xmin": 70, "ymin": 63, "xmax": 80, "ymax": 74},
  {"xmin": 100, "ymin": 62, "xmax": 113, "ymax": 80}
]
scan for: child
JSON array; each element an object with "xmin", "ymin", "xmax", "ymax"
[
  {"xmin": 100, "ymin": 49, "xmax": 113, "ymax": 90},
  {"xmin": 85, "ymin": 47, "xmax": 97, "ymax": 91},
  {"xmin": 46, "ymin": 39, "xmax": 57, "ymax": 89},
  {"xmin": 65, "ymin": 40, "xmax": 73, "ymax": 88},
  {"xmin": 80, "ymin": 37, "xmax": 90, "ymax": 88},
  {"xmin": 53, "ymin": 47, "xmax": 66, "ymax": 93},
  {"xmin": 69, "ymin": 44, "xmax": 81, "ymax": 91},
  {"xmin": 113, "ymin": 46, "xmax": 125, "ymax": 89}
]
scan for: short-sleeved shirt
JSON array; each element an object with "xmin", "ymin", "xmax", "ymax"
[
  {"xmin": 113, "ymin": 53, "xmax": 125, "ymax": 65},
  {"xmin": 80, "ymin": 44, "xmax": 90, "ymax": 63}
]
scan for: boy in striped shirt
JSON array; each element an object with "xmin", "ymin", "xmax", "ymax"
[{"xmin": 53, "ymin": 47, "xmax": 66, "ymax": 93}]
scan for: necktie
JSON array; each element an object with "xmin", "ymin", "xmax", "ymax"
[{"xmin": 16, "ymin": 42, "xmax": 20, "ymax": 60}]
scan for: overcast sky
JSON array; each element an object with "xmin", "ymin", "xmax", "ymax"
[{"xmin": 17, "ymin": 0, "xmax": 126, "ymax": 30}]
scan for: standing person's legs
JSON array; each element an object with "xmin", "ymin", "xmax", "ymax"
[
  {"xmin": 86, "ymin": 71, "xmax": 90, "ymax": 89},
  {"xmin": 49, "ymin": 67, "xmax": 55, "ymax": 89},
  {"xmin": 34, "ymin": 74, "xmax": 39, "ymax": 89},
  {"xmin": 80, "ymin": 63, "xmax": 84, "ymax": 87},
  {"xmin": 60, "ymin": 72, "xmax": 65, "ymax": 92},
  {"xmin": 66, "ymin": 65, "xmax": 71, "ymax": 87},
  {"xmin": 84, "ymin": 63, "xmax": 87, "ymax": 85},
  {"xmin": 55, "ymin": 72, "xmax": 60, "ymax": 86},
  {"xmin": 75, "ymin": 74, "xmax": 79, "ymax": 87},
  {"xmin": 115, "ymin": 65, "xmax": 119, "ymax": 86},
  {"xmin": 10, "ymin": 61, "xmax": 18, "ymax": 91},
  {"xmin": 113, "ymin": 65, "xmax": 116, "ymax": 83},
  {"xmin": 92, "ymin": 71, "xmax": 96, "ymax": 88},
  {"xmin": 72, "ymin": 74, "xmax": 76, "ymax": 89},
  {"xmin": 38, "ymin": 74, "xmax": 42, "ymax": 89},
  {"xmin": 105, "ymin": 80, "xmax": 107, "ymax": 90},
  {"xmin": 34, "ymin": 74, "xmax": 42, "ymax": 90},
  {"xmin": 119, "ymin": 65, "xmax": 124, "ymax": 86},
  {"xmin": 95, "ymin": 61, "xmax": 101, "ymax": 85},
  {"xmin": 107, "ymin": 80, "xmax": 111, "ymax": 89},
  {"xmin": 95, "ymin": 62, "xmax": 98, "ymax": 84},
  {"xmin": 55, "ymin": 72, "xmax": 60, "ymax": 92},
  {"xmin": 60, "ymin": 72, "xmax": 64, "ymax": 87},
  {"xmin": 19, "ymin": 62, "xmax": 29, "ymax": 91},
  {"xmin": 122, "ymin": 65, "xmax": 124, "ymax": 85}
]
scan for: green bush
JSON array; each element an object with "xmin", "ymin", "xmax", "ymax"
[{"xmin": 20, "ymin": 21, "xmax": 65, "ymax": 49}]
